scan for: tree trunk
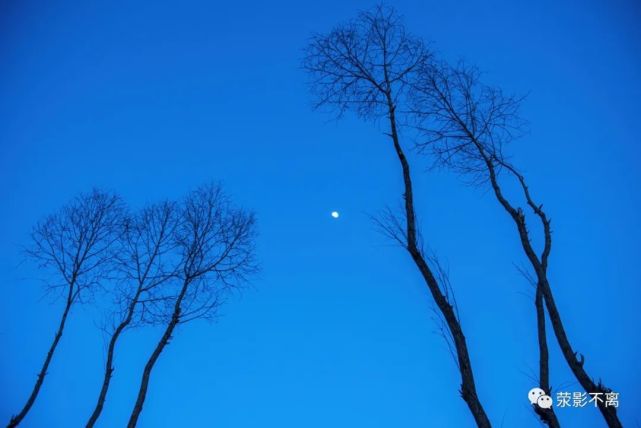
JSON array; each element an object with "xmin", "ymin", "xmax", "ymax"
[
  {"xmin": 126, "ymin": 281, "xmax": 188, "ymax": 428},
  {"xmin": 533, "ymin": 284, "xmax": 560, "ymax": 428},
  {"xmin": 126, "ymin": 315, "xmax": 178, "ymax": 428},
  {"xmin": 86, "ymin": 293, "xmax": 139, "ymax": 428},
  {"xmin": 539, "ymin": 277, "xmax": 621, "ymax": 428},
  {"xmin": 484, "ymin": 156, "xmax": 621, "ymax": 428},
  {"xmin": 7, "ymin": 293, "xmax": 73, "ymax": 428},
  {"xmin": 385, "ymin": 97, "xmax": 491, "ymax": 428}
]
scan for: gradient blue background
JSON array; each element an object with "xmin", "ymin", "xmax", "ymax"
[{"xmin": 1, "ymin": 1, "xmax": 640, "ymax": 427}]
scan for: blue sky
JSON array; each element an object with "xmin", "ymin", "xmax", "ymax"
[{"xmin": 1, "ymin": 0, "xmax": 640, "ymax": 427}]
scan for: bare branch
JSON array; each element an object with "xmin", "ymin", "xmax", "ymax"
[
  {"xmin": 304, "ymin": 7, "xmax": 491, "ymax": 427},
  {"xmin": 410, "ymin": 58, "xmax": 621, "ymax": 428},
  {"xmin": 126, "ymin": 183, "xmax": 258, "ymax": 427},
  {"xmin": 303, "ymin": 4, "xmax": 430, "ymax": 120},
  {"xmin": 9, "ymin": 189, "xmax": 125, "ymax": 428}
]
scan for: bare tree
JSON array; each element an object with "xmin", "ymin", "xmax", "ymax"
[
  {"xmin": 126, "ymin": 183, "xmax": 257, "ymax": 427},
  {"xmin": 303, "ymin": 6, "xmax": 492, "ymax": 427},
  {"xmin": 85, "ymin": 201, "xmax": 180, "ymax": 428},
  {"xmin": 7, "ymin": 190, "xmax": 124, "ymax": 428},
  {"xmin": 410, "ymin": 60, "xmax": 621, "ymax": 427}
]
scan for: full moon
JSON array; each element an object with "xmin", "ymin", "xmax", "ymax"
[{"xmin": 331, "ymin": 211, "xmax": 340, "ymax": 218}]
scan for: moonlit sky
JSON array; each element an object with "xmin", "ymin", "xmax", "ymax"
[{"xmin": 1, "ymin": 1, "xmax": 640, "ymax": 427}]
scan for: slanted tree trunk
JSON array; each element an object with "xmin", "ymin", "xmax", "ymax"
[
  {"xmin": 534, "ymin": 285, "xmax": 560, "ymax": 427},
  {"xmin": 303, "ymin": 8, "xmax": 492, "ymax": 425},
  {"xmin": 8, "ymin": 287, "xmax": 74, "ymax": 428},
  {"xmin": 126, "ymin": 282, "xmax": 187, "ymax": 428},
  {"xmin": 539, "ymin": 277, "xmax": 621, "ymax": 428},
  {"xmin": 86, "ymin": 291, "xmax": 140, "ymax": 428},
  {"xmin": 487, "ymin": 160, "xmax": 622, "ymax": 428},
  {"xmin": 385, "ymin": 95, "xmax": 491, "ymax": 428}
]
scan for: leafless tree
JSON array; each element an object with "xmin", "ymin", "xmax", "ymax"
[
  {"xmin": 85, "ymin": 201, "xmax": 180, "ymax": 428},
  {"xmin": 126, "ymin": 183, "xmax": 257, "ymax": 427},
  {"xmin": 7, "ymin": 190, "xmax": 124, "ymax": 428},
  {"xmin": 410, "ymin": 60, "xmax": 621, "ymax": 427},
  {"xmin": 303, "ymin": 6, "xmax": 492, "ymax": 427}
]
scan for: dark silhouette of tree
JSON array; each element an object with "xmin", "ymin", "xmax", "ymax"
[
  {"xmin": 86, "ymin": 201, "xmax": 180, "ymax": 428},
  {"xmin": 303, "ymin": 6, "xmax": 492, "ymax": 427},
  {"xmin": 126, "ymin": 183, "xmax": 257, "ymax": 427},
  {"xmin": 410, "ymin": 60, "xmax": 621, "ymax": 428},
  {"xmin": 7, "ymin": 190, "xmax": 124, "ymax": 428}
]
